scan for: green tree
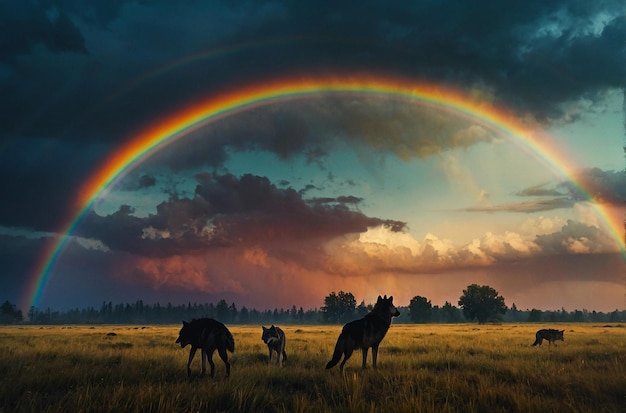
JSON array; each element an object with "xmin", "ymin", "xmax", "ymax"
[
  {"xmin": 408, "ymin": 295, "xmax": 432, "ymax": 323},
  {"xmin": 440, "ymin": 301, "xmax": 462, "ymax": 323},
  {"xmin": 506, "ymin": 303, "xmax": 524, "ymax": 322},
  {"xmin": 216, "ymin": 299, "xmax": 229, "ymax": 321},
  {"xmin": 228, "ymin": 302, "xmax": 238, "ymax": 322},
  {"xmin": 322, "ymin": 291, "xmax": 357, "ymax": 323},
  {"xmin": 527, "ymin": 308, "xmax": 543, "ymax": 322},
  {"xmin": 239, "ymin": 306, "xmax": 249, "ymax": 323},
  {"xmin": 356, "ymin": 300, "xmax": 370, "ymax": 317},
  {"xmin": 458, "ymin": 284, "xmax": 507, "ymax": 323}
]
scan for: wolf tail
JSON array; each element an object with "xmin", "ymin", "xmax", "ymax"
[
  {"xmin": 531, "ymin": 336, "xmax": 541, "ymax": 346},
  {"xmin": 325, "ymin": 334, "xmax": 345, "ymax": 369}
]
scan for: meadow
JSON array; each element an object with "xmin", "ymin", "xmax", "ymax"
[{"xmin": 0, "ymin": 323, "xmax": 624, "ymax": 412}]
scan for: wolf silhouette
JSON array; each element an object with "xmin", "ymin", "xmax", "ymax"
[
  {"xmin": 175, "ymin": 318, "xmax": 235, "ymax": 377},
  {"xmin": 262, "ymin": 325, "xmax": 287, "ymax": 366},
  {"xmin": 532, "ymin": 328, "xmax": 564, "ymax": 347},
  {"xmin": 326, "ymin": 295, "xmax": 400, "ymax": 371}
]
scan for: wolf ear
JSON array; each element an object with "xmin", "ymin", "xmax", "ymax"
[
  {"xmin": 383, "ymin": 294, "xmax": 388, "ymax": 299},
  {"xmin": 183, "ymin": 320, "xmax": 188, "ymax": 325},
  {"xmin": 389, "ymin": 296, "xmax": 393, "ymax": 301},
  {"xmin": 377, "ymin": 295, "xmax": 382, "ymax": 301}
]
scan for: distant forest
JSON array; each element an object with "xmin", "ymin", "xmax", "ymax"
[{"xmin": 1, "ymin": 298, "xmax": 624, "ymax": 325}]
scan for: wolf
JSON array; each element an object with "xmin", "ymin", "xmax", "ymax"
[
  {"xmin": 175, "ymin": 318, "xmax": 235, "ymax": 377},
  {"xmin": 532, "ymin": 329, "xmax": 564, "ymax": 347},
  {"xmin": 261, "ymin": 325, "xmax": 287, "ymax": 366},
  {"xmin": 326, "ymin": 295, "xmax": 400, "ymax": 371}
]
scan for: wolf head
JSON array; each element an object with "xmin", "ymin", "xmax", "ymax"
[
  {"xmin": 376, "ymin": 295, "xmax": 401, "ymax": 317},
  {"xmin": 175, "ymin": 320, "xmax": 195, "ymax": 348},
  {"xmin": 556, "ymin": 329, "xmax": 565, "ymax": 341},
  {"xmin": 261, "ymin": 325, "xmax": 279, "ymax": 344}
]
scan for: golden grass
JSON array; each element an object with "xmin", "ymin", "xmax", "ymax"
[{"xmin": 0, "ymin": 323, "xmax": 624, "ymax": 412}]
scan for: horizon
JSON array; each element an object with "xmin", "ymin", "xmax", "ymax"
[{"xmin": 11, "ymin": 293, "xmax": 625, "ymax": 316}]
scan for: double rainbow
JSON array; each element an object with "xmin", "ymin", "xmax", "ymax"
[{"xmin": 24, "ymin": 74, "xmax": 625, "ymax": 311}]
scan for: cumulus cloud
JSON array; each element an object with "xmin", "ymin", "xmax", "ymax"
[
  {"xmin": 91, "ymin": 207, "xmax": 623, "ymax": 310},
  {"xmin": 76, "ymin": 173, "xmax": 406, "ymax": 257}
]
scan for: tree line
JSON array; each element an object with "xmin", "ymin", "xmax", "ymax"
[{"xmin": 1, "ymin": 283, "xmax": 624, "ymax": 325}]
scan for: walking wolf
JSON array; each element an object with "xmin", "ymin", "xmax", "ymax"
[
  {"xmin": 175, "ymin": 318, "xmax": 235, "ymax": 377},
  {"xmin": 532, "ymin": 329, "xmax": 564, "ymax": 347}
]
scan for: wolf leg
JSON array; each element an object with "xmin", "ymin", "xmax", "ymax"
[
  {"xmin": 201, "ymin": 349, "xmax": 207, "ymax": 376},
  {"xmin": 371, "ymin": 345, "xmax": 379, "ymax": 369},
  {"xmin": 361, "ymin": 347, "xmax": 369, "ymax": 369},
  {"xmin": 280, "ymin": 333, "xmax": 286, "ymax": 366},
  {"xmin": 207, "ymin": 349, "xmax": 216, "ymax": 377},
  {"xmin": 277, "ymin": 342, "xmax": 286, "ymax": 366},
  {"xmin": 187, "ymin": 347, "xmax": 198, "ymax": 377},
  {"xmin": 217, "ymin": 347, "xmax": 231, "ymax": 377},
  {"xmin": 268, "ymin": 347, "xmax": 273, "ymax": 364}
]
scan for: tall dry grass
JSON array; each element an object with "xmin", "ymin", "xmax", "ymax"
[{"xmin": 0, "ymin": 323, "xmax": 624, "ymax": 412}]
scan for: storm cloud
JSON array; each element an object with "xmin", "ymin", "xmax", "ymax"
[
  {"xmin": 77, "ymin": 173, "xmax": 406, "ymax": 257},
  {"xmin": 2, "ymin": 0, "xmax": 624, "ymax": 231}
]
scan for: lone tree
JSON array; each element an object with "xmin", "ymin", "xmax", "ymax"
[
  {"xmin": 322, "ymin": 291, "xmax": 357, "ymax": 323},
  {"xmin": 408, "ymin": 295, "xmax": 432, "ymax": 323},
  {"xmin": 458, "ymin": 284, "xmax": 507, "ymax": 323}
]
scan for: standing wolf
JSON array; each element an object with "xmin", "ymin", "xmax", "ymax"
[
  {"xmin": 326, "ymin": 295, "xmax": 400, "ymax": 371},
  {"xmin": 532, "ymin": 329, "xmax": 564, "ymax": 347},
  {"xmin": 261, "ymin": 325, "xmax": 287, "ymax": 366},
  {"xmin": 175, "ymin": 318, "xmax": 235, "ymax": 377}
]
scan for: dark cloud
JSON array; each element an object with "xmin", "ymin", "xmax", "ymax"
[
  {"xmin": 76, "ymin": 173, "xmax": 405, "ymax": 257},
  {"xmin": 139, "ymin": 97, "xmax": 501, "ymax": 176},
  {"xmin": 511, "ymin": 168, "xmax": 626, "ymax": 212},
  {"xmin": 117, "ymin": 174, "xmax": 157, "ymax": 191},
  {"xmin": 0, "ymin": 234, "xmax": 42, "ymax": 303},
  {"xmin": 2, "ymin": 0, "xmax": 624, "ymax": 139},
  {"xmin": 0, "ymin": 139, "xmax": 106, "ymax": 231},
  {"xmin": 0, "ymin": 2, "xmax": 87, "ymax": 61},
  {"xmin": 2, "ymin": 0, "xmax": 623, "ymax": 233},
  {"xmin": 563, "ymin": 168, "xmax": 626, "ymax": 204}
]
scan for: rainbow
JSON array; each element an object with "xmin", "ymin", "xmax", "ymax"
[{"xmin": 23, "ymin": 74, "xmax": 626, "ymax": 311}]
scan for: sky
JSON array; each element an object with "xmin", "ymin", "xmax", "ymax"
[{"xmin": 1, "ymin": 0, "xmax": 625, "ymax": 314}]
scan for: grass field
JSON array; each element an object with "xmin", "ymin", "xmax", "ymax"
[{"xmin": 0, "ymin": 323, "xmax": 624, "ymax": 412}]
